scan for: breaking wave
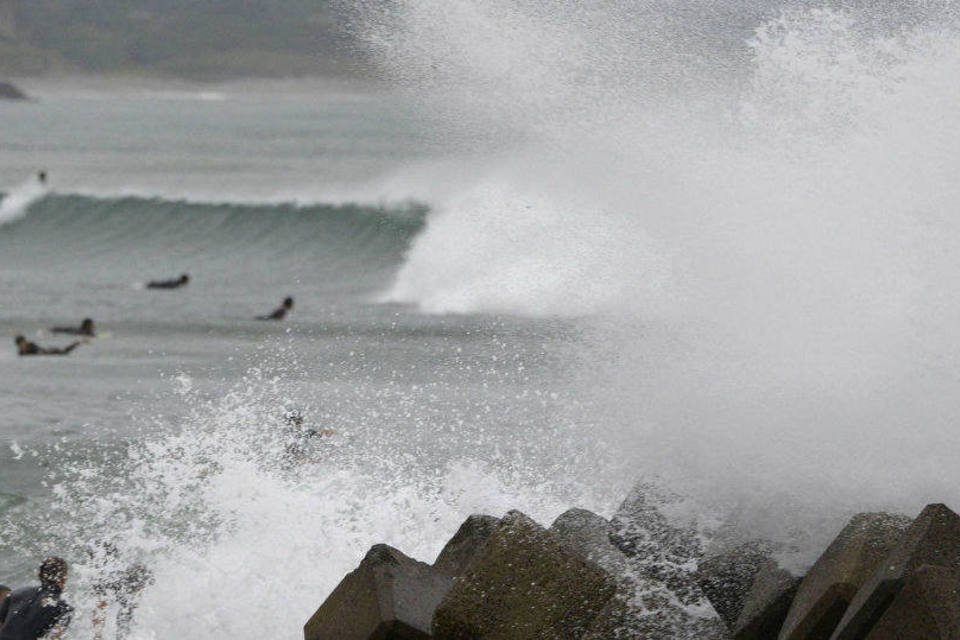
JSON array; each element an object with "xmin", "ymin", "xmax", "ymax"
[
  {"xmin": 351, "ymin": 1, "xmax": 960, "ymax": 526},
  {"xmin": 0, "ymin": 192, "xmax": 427, "ymax": 297}
]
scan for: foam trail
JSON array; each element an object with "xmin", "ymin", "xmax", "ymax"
[{"xmin": 0, "ymin": 179, "xmax": 47, "ymax": 226}]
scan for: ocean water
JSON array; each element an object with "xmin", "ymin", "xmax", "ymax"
[
  {"xmin": 0, "ymin": 79, "xmax": 617, "ymax": 638},
  {"xmin": 4, "ymin": 1, "xmax": 960, "ymax": 638}
]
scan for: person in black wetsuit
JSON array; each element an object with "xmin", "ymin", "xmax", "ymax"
[
  {"xmin": 0, "ymin": 557, "xmax": 73, "ymax": 640},
  {"xmin": 257, "ymin": 296, "xmax": 294, "ymax": 320},
  {"xmin": 37, "ymin": 171, "xmax": 46, "ymax": 186},
  {"xmin": 50, "ymin": 318, "xmax": 95, "ymax": 337},
  {"xmin": 15, "ymin": 336, "xmax": 82, "ymax": 357},
  {"xmin": 146, "ymin": 274, "xmax": 189, "ymax": 290}
]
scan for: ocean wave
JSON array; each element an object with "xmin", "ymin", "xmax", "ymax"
[
  {"xmin": 0, "ymin": 180, "xmax": 48, "ymax": 226},
  {"xmin": 351, "ymin": 0, "xmax": 960, "ymax": 527},
  {"xmin": 1, "ymin": 190, "xmax": 423, "ymax": 267}
]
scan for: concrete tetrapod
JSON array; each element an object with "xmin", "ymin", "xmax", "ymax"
[
  {"xmin": 433, "ymin": 514, "xmax": 500, "ymax": 577},
  {"xmin": 777, "ymin": 512, "xmax": 911, "ymax": 640},
  {"xmin": 550, "ymin": 508, "xmax": 628, "ymax": 575},
  {"xmin": 581, "ymin": 485, "xmax": 728, "ymax": 640},
  {"xmin": 432, "ymin": 510, "xmax": 617, "ymax": 640},
  {"xmin": 304, "ymin": 544, "xmax": 453, "ymax": 640},
  {"xmin": 733, "ymin": 559, "xmax": 803, "ymax": 640},
  {"xmin": 863, "ymin": 565, "xmax": 960, "ymax": 640},
  {"xmin": 698, "ymin": 540, "xmax": 779, "ymax": 628},
  {"xmin": 832, "ymin": 504, "xmax": 960, "ymax": 640}
]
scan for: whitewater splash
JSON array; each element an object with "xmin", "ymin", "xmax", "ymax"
[
  {"xmin": 0, "ymin": 179, "xmax": 47, "ymax": 226},
  {"xmin": 383, "ymin": 178, "xmax": 670, "ymax": 315},
  {"xmin": 1, "ymin": 359, "xmax": 614, "ymax": 638},
  {"xmin": 352, "ymin": 0, "xmax": 960, "ymax": 527}
]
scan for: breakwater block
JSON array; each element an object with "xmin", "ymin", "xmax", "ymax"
[
  {"xmin": 582, "ymin": 484, "xmax": 728, "ymax": 639},
  {"xmin": 862, "ymin": 565, "xmax": 960, "ymax": 639},
  {"xmin": 431, "ymin": 510, "xmax": 617, "ymax": 639},
  {"xmin": 550, "ymin": 508, "xmax": 627, "ymax": 574},
  {"xmin": 698, "ymin": 540, "xmax": 778, "ymax": 628},
  {"xmin": 732, "ymin": 559, "xmax": 803, "ymax": 640},
  {"xmin": 303, "ymin": 544, "xmax": 453, "ymax": 640},
  {"xmin": 580, "ymin": 585, "xmax": 730, "ymax": 640},
  {"xmin": 832, "ymin": 503, "xmax": 960, "ymax": 640},
  {"xmin": 778, "ymin": 512, "xmax": 911, "ymax": 640},
  {"xmin": 433, "ymin": 514, "xmax": 499, "ymax": 577},
  {"xmin": 609, "ymin": 484, "xmax": 711, "ymax": 608}
]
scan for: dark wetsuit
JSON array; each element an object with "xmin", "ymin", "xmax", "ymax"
[
  {"xmin": 257, "ymin": 307, "xmax": 287, "ymax": 321},
  {"xmin": 146, "ymin": 278, "xmax": 187, "ymax": 289},
  {"xmin": 17, "ymin": 341, "xmax": 80, "ymax": 356},
  {"xmin": 0, "ymin": 586, "xmax": 72, "ymax": 640},
  {"xmin": 50, "ymin": 327, "xmax": 93, "ymax": 337}
]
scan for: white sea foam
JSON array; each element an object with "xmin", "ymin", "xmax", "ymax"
[
  {"xmin": 0, "ymin": 179, "xmax": 47, "ymax": 226},
  {"xmin": 3, "ymin": 364, "xmax": 616, "ymax": 638},
  {"xmin": 356, "ymin": 0, "xmax": 960, "ymax": 532}
]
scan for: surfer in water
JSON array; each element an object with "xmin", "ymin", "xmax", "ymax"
[
  {"xmin": 257, "ymin": 296, "xmax": 294, "ymax": 321},
  {"xmin": 15, "ymin": 335, "xmax": 83, "ymax": 356},
  {"xmin": 146, "ymin": 274, "xmax": 189, "ymax": 290},
  {"xmin": 37, "ymin": 171, "xmax": 47, "ymax": 185},
  {"xmin": 280, "ymin": 410, "xmax": 335, "ymax": 466},
  {"xmin": 50, "ymin": 318, "xmax": 95, "ymax": 337},
  {"xmin": 0, "ymin": 557, "xmax": 73, "ymax": 640}
]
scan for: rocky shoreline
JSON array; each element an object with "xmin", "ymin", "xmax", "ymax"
[{"xmin": 303, "ymin": 488, "xmax": 960, "ymax": 639}]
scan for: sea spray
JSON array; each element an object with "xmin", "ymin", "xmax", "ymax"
[
  {"xmin": 1, "ymin": 338, "xmax": 617, "ymax": 637},
  {"xmin": 0, "ymin": 179, "xmax": 47, "ymax": 226},
  {"xmin": 351, "ymin": 0, "xmax": 960, "ymax": 546}
]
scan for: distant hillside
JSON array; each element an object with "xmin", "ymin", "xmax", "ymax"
[{"xmin": 0, "ymin": 0, "xmax": 362, "ymax": 79}]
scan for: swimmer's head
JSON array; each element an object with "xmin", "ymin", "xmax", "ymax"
[
  {"xmin": 81, "ymin": 318, "xmax": 94, "ymax": 332},
  {"xmin": 283, "ymin": 297, "xmax": 294, "ymax": 309},
  {"xmin": 180, "ymin": 274, "xmax": 190, "ymax": 284},
  {"xmin": 39, "ymin": 557, "xmax": 68, "ymax": 589},
  {"xmin": 14, "ymin": 335, "xmax": 26, "ymax": 346}
]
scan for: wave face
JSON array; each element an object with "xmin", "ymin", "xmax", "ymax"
[{"xmin": 0, "ymin": 192, "xmax": 426, "ymax": 298}]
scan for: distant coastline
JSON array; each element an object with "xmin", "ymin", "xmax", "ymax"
[{"xmin": 0, "ymin": 0, "xmax": 367, "ymax": 81}]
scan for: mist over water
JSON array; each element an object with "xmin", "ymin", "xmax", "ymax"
[{"xmin": 355, "ymin": 0, "xmax": 960, "ymax": 535}]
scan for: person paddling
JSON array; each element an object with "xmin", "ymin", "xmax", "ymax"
[
  {"xmin": 15, "ymin": 336, "xmax": 82, "ymax": 357},
  {"xmin": 146, "ymin": 274, "xmax": 189, "ymax": 290},
  {"xmin": 50, "ymin": 318, "xmax": 95, "ymax": 337},
  {"xmin": 257, "ymin": 296, "xmax": 294, "ymax": 321}
]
